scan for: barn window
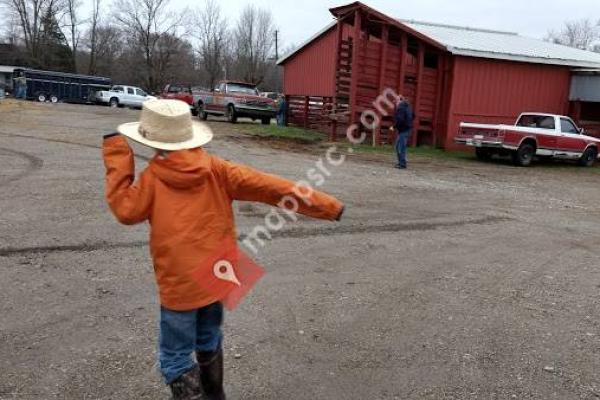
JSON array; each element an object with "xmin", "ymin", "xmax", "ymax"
[
  {"xmin": 424, "ymin": 52, "xmax": 439, "ymax": 69},
  {"xmin": 407, "ymin": 37, "xmax": 419, "ymax": 57}
]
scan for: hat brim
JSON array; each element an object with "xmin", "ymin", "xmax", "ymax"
[{"xmin": 117, "ymin": 121, "xmax": 213, "ymax": 151}]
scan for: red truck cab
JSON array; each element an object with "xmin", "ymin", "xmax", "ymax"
[{"xmin": 160, "ymin": 84, "xmax": 198, "ymax": 115}]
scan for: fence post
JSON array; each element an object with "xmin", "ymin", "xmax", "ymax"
[
  {"xmin": 329, "ymin": 97, "xmax": 337, "ymax": 141},
  {"xmin": 303, "ymin": 96, "xmax": 309, "ymax": 128},
  {"xmin": 285, "ymin": 95, "xmax": 290, "ymax": 126}
]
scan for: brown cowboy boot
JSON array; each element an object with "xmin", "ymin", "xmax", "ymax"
[
  {"xmin": 169, "ymin": 365, "xmax": 205, "ymax": 400},
  {"xmin": 196, "ymin": 347, "xmax": 226, "ymax": 400}
]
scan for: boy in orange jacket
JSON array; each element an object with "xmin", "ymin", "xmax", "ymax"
[{"xmin": 102, "ymin": 99, "xmax": 344, "ymax": 399}]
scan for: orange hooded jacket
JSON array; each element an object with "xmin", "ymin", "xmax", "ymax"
[{"xmin": 102, "ymin": 135, "xmax": 344, "ymax": 311}]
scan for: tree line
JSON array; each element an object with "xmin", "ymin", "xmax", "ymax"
[
  {"xmin": 0, "ymin": 0, "xmax": 283, "ymax": 93},
  {"xmin": 546, "ymin": 19, "xmax": 600, "ymax": 52}
]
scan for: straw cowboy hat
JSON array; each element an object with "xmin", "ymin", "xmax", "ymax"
[{"xmin": 117, "ymin": 99, "xmax": 213, "ymax": 151}]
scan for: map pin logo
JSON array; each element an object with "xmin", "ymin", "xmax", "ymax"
[{"xmin": 213, "ymin": 260, "xmax": 241, "ymax": 286}]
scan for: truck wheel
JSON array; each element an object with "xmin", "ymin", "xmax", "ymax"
[
  {"xmin": 109, "ymin": 97, "xmax": 119, "ymax": 108},
  {"xmin": 198, "ymin": 103, "xmax": 208, "ymax": 120},
  {"xmin": 261, "ymin": 117, "xmax": 271, "ymax": 125},
  {"xmin": 511, "ymin": 142, "xmax": 535, "ymax": 167},
  {"xmin": 227, "ymin": 105, "xmax": 237, "ymax": 123},
  {"xmin": 579, "ymin": 147, "xmax": 597, "ymax": 167},
  {"xmin": 50, "ymin": 95, "xmax": 59, "ymax": 103},
  {"xmin": 37, "ymin": 93, "xmax": 47, "ymax": 102},
  {"xmin": 475, "ymin": 148, "xmax": 492, "ymax": 161}
]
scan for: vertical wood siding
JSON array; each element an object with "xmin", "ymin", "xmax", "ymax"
[{"xmin": 445, "ymin": 56, "xmax": 571, "ymax": 149}]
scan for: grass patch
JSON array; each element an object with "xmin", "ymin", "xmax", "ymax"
[
  {"xmin": 235, "ymin": 123, "xmax": 325, "ymax": 143},
  {"xmin": 350, "ymin": 143, "xmax": 473, "ymax": 160}
]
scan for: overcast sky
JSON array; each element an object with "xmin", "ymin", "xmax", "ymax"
[{"xmin": 191, "ymin": 0, "xmax": 598, "ymax": 50}]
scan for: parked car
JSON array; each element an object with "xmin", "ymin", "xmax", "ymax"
[
  {"xmin": 93, "ymin": 85, "xmax": 156, "ymax": 108},
  {"xmin": 456, "ymin": 112, "xmax": 600, "ymax": 167},
  {"xmin": 197, "ymin": 81, "xmax": 276, "ymax": 124},
  {"xmin": 160, "ymin": 83, "xmax": 202, "ymax": 115}
]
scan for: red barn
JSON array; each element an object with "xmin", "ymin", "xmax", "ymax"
[{"xmin": 277, "ymin": 1, "xmax": 600, "ymax": 149}]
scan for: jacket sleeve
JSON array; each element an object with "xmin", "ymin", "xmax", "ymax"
[
  {"xmin": 102, "ymin": 134, "xmax": 153, "ymax": 225},
  {"xmin": 214, "ymin": 157, "xmax": 344, "ymax": 221}
]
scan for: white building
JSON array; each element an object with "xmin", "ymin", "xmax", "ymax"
[{"xmin": 0, "ymin": 65, "xmax": 19, "ymax": 91}]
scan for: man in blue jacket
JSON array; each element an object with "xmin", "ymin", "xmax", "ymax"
[{"xmin": 392, "ymin": 96, "xmax": 414, "ymax": 169}]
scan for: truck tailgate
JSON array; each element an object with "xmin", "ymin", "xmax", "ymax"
[{"xmin": 455, "ymin": 123, "xmax": 506, "ymax": 146}]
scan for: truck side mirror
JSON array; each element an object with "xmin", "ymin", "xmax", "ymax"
[{"xmin": 579, "ymin": 127, "xmax": 585, "ymax": 134}]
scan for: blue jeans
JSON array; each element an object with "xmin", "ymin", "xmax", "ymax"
[
  {"xmin": 15, "ymin": 85, "xmax": 25, "ymax": 99},
  {"xmin": 277, "ymin": 112, "xmax": 286, "ymax": 126},
  {"xmin": 395, "ymin": 130, "xmax": 410, "ymax": 168},
  {"xmin": 159, "ymin": 302, "xmax": 224, "ymax": 384}
]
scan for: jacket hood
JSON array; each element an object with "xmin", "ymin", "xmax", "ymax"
[{"xmin": 149, "ymin": 148, "xmax": 211, "ymax": 189}]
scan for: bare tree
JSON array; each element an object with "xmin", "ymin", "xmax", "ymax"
[
  {"xmin": 193, "ymin": 0, "xmax": 227, "ymax": 90},
  {"xmin": 64, "ymin": 0, "xmax": 81, "ymax": 71},
  {"xmin": 86, "ymin": 0, "xmax": 101, "ymax": 74},
  {"xmin": 1, "ymin": 0, "xmax": 63, "ymax": 61},
  {"xmin": 90, "ymin": 24, "xmax": 122, "ymax": 76},
  {"xmin": 546, "ymin": 19, "xmax": 600, "ymax": 50},
  {"xmin": 232, "ymin": 5, "xmax": 276, "ymax": 84},
  {"xmin": 154, "ymin": 32, "xmax": 196, "ymax": 88},
  {"xmin": 113, "ymin": 0, "xmax": 185, "ymax": 90}
]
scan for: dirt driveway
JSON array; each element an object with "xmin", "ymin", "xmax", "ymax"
[{"xmin": 1, "ymin": 101, "xmax": 600, "ymax": 399}]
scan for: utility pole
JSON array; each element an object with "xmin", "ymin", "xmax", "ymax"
[{"xmin": 275, "ymin": 30, "xmax": 279, "ymax": 60}]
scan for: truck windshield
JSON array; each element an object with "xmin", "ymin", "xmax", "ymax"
[
  {"xmin": 227, "ymin": 84, "xmax": 258, "ymax": 95},
  {"xmin": 516, "ymin": 115, "xmax": 555, "ymax": 130}
]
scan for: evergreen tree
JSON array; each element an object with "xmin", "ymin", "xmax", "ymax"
[{"xmin": 38, "ymin": 7, "xmax": 75, "ymax": 72}]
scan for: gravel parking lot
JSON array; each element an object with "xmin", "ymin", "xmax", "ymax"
[{"xmin": 1, "ymin": 100, "xmax": 600, "ymax": 399}]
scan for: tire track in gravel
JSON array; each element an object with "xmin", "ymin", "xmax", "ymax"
[
  {"xmin": 0, "ymin": 131, "xmax": 151, "ymax": 161},
  {"xmin": 0, "ymin": 131, "xmax": 150, "ymax": 188},
  {"xmin": 258, "ymin": 215, "xmax": 510, "ymax": 240},
  {"xmin": 0, "ymin": 147, "xmax": 44, "ymax": 187},
  {"xmin": 0, "ymin": 215, "xmax": 510, "ymax": 257}
]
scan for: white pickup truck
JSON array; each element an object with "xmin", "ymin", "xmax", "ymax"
[
  {"xmin": 93, "ymin": 85, "xmax": 156, "ymax": 108},
  {"xmin": 455, "ymin": 113, "xmax": 600, "ymax": 167}
]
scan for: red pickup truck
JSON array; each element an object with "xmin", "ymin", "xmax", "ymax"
[
  {"xmin": 196, "ymin": 81, "xmax": 276, "ymax": 124},
  {"xmin": 455, "ymin": 113, "xmax": 600, "ymax": 167}
]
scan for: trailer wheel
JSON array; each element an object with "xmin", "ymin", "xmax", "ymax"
[
  {"xmin": 109, "ymin": 97, "xmax": 119, "ymax": 108},
  {"xmin": 579, "ymin": 147, "xmax": 597, "ymax": 167},
  {"xmin": 511, "ymin": 142, "xmax": 535, "ymax": 167},
  {"xmin": 475, "ymin": 148, "xmax": 492, "ymax": 161},
  {"xmin": 50, "ymin": 95, "xmax": 59, "ymax": 103},
  {"xmin": 37, "ymin": 93, "xmax": 47, "ymax": 102},
  {"xmin": 261, "ymin": 117, "xmax": 271, "ymax": 125},
  {"xmin": 226, "ymin": 105, "xmax": 237, "ymax": 123}
]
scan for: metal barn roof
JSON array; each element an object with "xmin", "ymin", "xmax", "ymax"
[
  {"xmin": 278, "ymin": 1, "xmax": 600, "ymax": 69},
  {"xmin": 401, "ymin": 20, "xmax": 600, "ymax": 68}
]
